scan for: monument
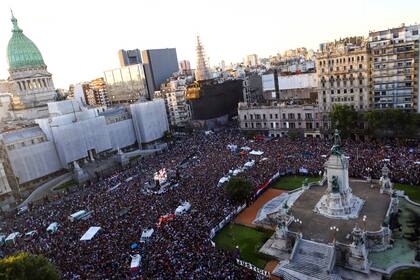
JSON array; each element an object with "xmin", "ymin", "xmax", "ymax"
[
  {"xmin": 73, "ymin": 161, "xmax": 89, "ymax": 184},
  {"xmin": 254, "ymin": 130, "xmax": 410, "ymax": 279},
  {"xmin": 314, "ymin": 130, "xmax": 364, "ymax": 219},
  {"xmin": 379, "ymin": 165, "xmax": 393, "ymax": 194}
]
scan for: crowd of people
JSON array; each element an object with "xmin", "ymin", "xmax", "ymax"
[{"xmin": 0, "ymin": 129, "xmax": 418, "ymax": 279}]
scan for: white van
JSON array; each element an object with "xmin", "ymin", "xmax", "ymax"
[
  {"xmin": 68, "ymin": 210, "xmax": 92, "ymax": 222},
  {"xmin": 140, "ymin": 228, "xmax": 154, "ymax": 243},
  {"xmin": 175, "ymin": 202, "xmax": 191, "ymax": 215},
  {"xmin": 47, "ymin": 222, "xmax": 59, "ymax": 234},
  {"xmin": 5, "ymin": 232, "xmax": 21, "ymax": 245}
]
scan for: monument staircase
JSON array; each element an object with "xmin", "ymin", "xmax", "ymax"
[{"xmin": 274, "ymin": 239, "xmax": 342, "ymax": 280}]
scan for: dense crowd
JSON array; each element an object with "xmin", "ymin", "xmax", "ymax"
[{"xmin": 0, "ymin": 130, "xmax": 418, "ymax": 279}]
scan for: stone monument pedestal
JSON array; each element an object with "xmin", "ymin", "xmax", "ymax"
[
  {"xmin": 116, "ymin": 148, "xmax": 129, "ymax": 167},
  {"xmin": 314, "ymin": 130, "xmax": 363, "ymax": 219},
  {"xmin": 73, "ymin": 161, "xmax": 89, "ymax": 184}
]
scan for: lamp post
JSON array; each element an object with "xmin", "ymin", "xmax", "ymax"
[
  {"xmin": 362, "ymin": 215, "xmax": 367, "ymax": 232},
  {"xmin": 330, "ymin": 226, "xmax": 339, "ymax": 244},
  {"xmin": 294, "ymin": 217, "xmax": 302, "ymax": 235},
  {"xmin": 366, "ymin": 167, "xmax": 372, "ymax": 183}
]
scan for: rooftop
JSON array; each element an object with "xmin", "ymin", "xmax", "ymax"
[{"xmin": 1, "ymin": 126, "xmax": 44, "ymax": 144}]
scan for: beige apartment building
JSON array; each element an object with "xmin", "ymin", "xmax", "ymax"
[{"xmin": 316, "ymin": 37, "xmax": 371, "ymax": 111}]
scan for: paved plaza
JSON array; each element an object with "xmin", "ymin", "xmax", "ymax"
[{"xmin": 288, "ymin": 179, "xmax": 391, "ymax": 244}]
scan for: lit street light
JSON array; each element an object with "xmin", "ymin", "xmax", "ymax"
[
  {"xmin": 362, "ymin": 215, "xmax": 367, "ymax": 231},
  {"xmin": 330, "ymin": 226, "xmax": 339, "ymax": 244}
]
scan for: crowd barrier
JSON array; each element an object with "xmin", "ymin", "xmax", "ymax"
[
  {"xmin": 209, "ymin": 203, "xmax": 246, "ymax": 239},
  {"xmin": 236, "ymin": 259, "xmax": 271, "ymax": 278}
]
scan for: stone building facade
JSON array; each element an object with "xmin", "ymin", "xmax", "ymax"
[
  {"xmin": 238, "ymin": 102, "xmax": 327, "ymax": 138},
  {"xmin": 316, "ymin": 37, "xmax": 370, "ymax": 112},
  {"xmin": 6, "ymin": 13, "xmax": 56, "ymax": 119}
]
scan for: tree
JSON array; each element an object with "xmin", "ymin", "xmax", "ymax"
[
  {"xmin": 223, "ymin": 177, "xmax": 254, "ymax": 203},
  {"xmin": 364, "ymin": 109, "xmax": 420, "ymax": 140},
  {"xmin": 0, "ymin": 253, "xmax": 60, "ymax": 280},
  {"xmin": 329, "ymin": 105, "xmax": 358, "ymax": 138},
  {"xmin": 287, "ymin": 130, "xmax": 301, "ymax": 141},
  {"xmin": 163, "ymin": 131, "xmax": 173, "ymax": 142}
]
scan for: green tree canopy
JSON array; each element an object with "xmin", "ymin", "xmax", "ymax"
[
  {"xmin": 329, "ymin": 104, "xmax": 358, "ymax": 138},
  {"xmin": 224, "ymin": 177, "xmax": 254, "ymax": 203},
  {"xmin": 0, "ymin": 252, "xmax": 60, "ymax": 280},
  {"xmin": 329, "ymin": 105, "xmax": 420, "ymax": 140},
  {"xmin": 364, "ymin": 109, "xmax": 420, "ymax": 139}
]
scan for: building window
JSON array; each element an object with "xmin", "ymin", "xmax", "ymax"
[
  {"xmin": 244, "ymin": 115, "xmax": 247, "ymax": 120},
  {"xmin": 275, "ymin": 114, "xmax": 278, "ymax": 119},
  {"xmin": 282, "ymin": 113, "xmax": 286, "ymax": 119},
  {"xmin": 245, "ymin": 123, "xmax": 248, "ymax": 128},
  {"xmin": 269, "ymin": 114, "xmax": 273, "ymax": 119}
]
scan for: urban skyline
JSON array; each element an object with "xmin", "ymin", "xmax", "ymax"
[{"xmin": 0, "ymin": 0, "xmax": 419, "ymax": 88}]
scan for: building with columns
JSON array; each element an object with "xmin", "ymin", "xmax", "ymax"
[{"xmin": 6, "ymin": 12, "xmax": 56, "ymax": 119}]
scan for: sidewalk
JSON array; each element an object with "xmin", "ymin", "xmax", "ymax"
[{"xmin": 18, "ymin": 173, "xmax": 72, "ymax": 208}]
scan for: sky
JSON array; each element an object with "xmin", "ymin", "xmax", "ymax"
[{"xmin": 0, "ymin": 0, "xmax": 419, "ymax": 88}]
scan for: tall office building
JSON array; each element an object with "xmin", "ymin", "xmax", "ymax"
[
  {"xmin": 369, "ymin": 24, "xmax": 420, "ymax": 111},
  {"xmin": 104, "ymin": 64, "xmax": 149, "ymax": 105},
  {"xmin": 179, "ymin": 60, "xmax": 192, "ymax": 75},
  {"xmin": 244, "ymin": 54, "xmax": 259, "ymax": 67},
  {"xmin": 118, "ymin": 49, "xmax": 142, "ymax": 67},
  {"xmin": 142, "ymin": 48, "xmax": 179, "ymax": 97}
]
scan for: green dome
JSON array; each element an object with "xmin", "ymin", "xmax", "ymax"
[{"xmin": 7, "ymin": 13, "xmax": 46, "ymax": 71}]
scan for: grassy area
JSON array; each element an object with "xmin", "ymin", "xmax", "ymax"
[
  {"xmin": 214, "ymin": 224, "xmax": 273, "ymax": 268},
  {"xmin": 53, "ymin": 179, "xmax": 76, "ymax": 191},
  {"xmin": 394, "ymin": 183, "xmax": 420, "ymax": 203},
  {"xmin": 129, "ymin": 155, "xmax": 141, "ymax": 162},
  {"xmin": 271, "ymin": 175, "xmax": 321, "ymax": 191},
  {"xmin": 390, "ymin": 268, "xmax": 420, "ymax": 280}
]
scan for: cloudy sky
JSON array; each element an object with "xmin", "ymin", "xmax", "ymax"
[{"xmin": 0, "ymin": 0, "xmax": 419, "ymax": 88}]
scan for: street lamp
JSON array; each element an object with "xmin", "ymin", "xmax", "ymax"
[
  {"xmin": 366, "ymin": 167, "xmax": 372, "ymax": 183},
  {"xmin": 362, "ymin": 215, "xmax": 367, "ymax": 231},
  {"xmin": 330, "ymin": 226, "xmax": 339, "ymax": 244}
]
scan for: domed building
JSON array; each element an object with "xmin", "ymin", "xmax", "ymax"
[{"xmin": 6, "ymin": 11, "xmax": 56, "ymax": 119}]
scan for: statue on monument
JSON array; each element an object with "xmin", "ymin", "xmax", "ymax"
[
  {"xmin": 331, "ymin": 129, "xmax": 342, "ymax": 156},
  {"xmin": 331, "ymin": 176, "xmax": 340, "ymax": 193},
  {"xmin": 379, "ymin": 164, "xmax": 393, "ymax": 193}
]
